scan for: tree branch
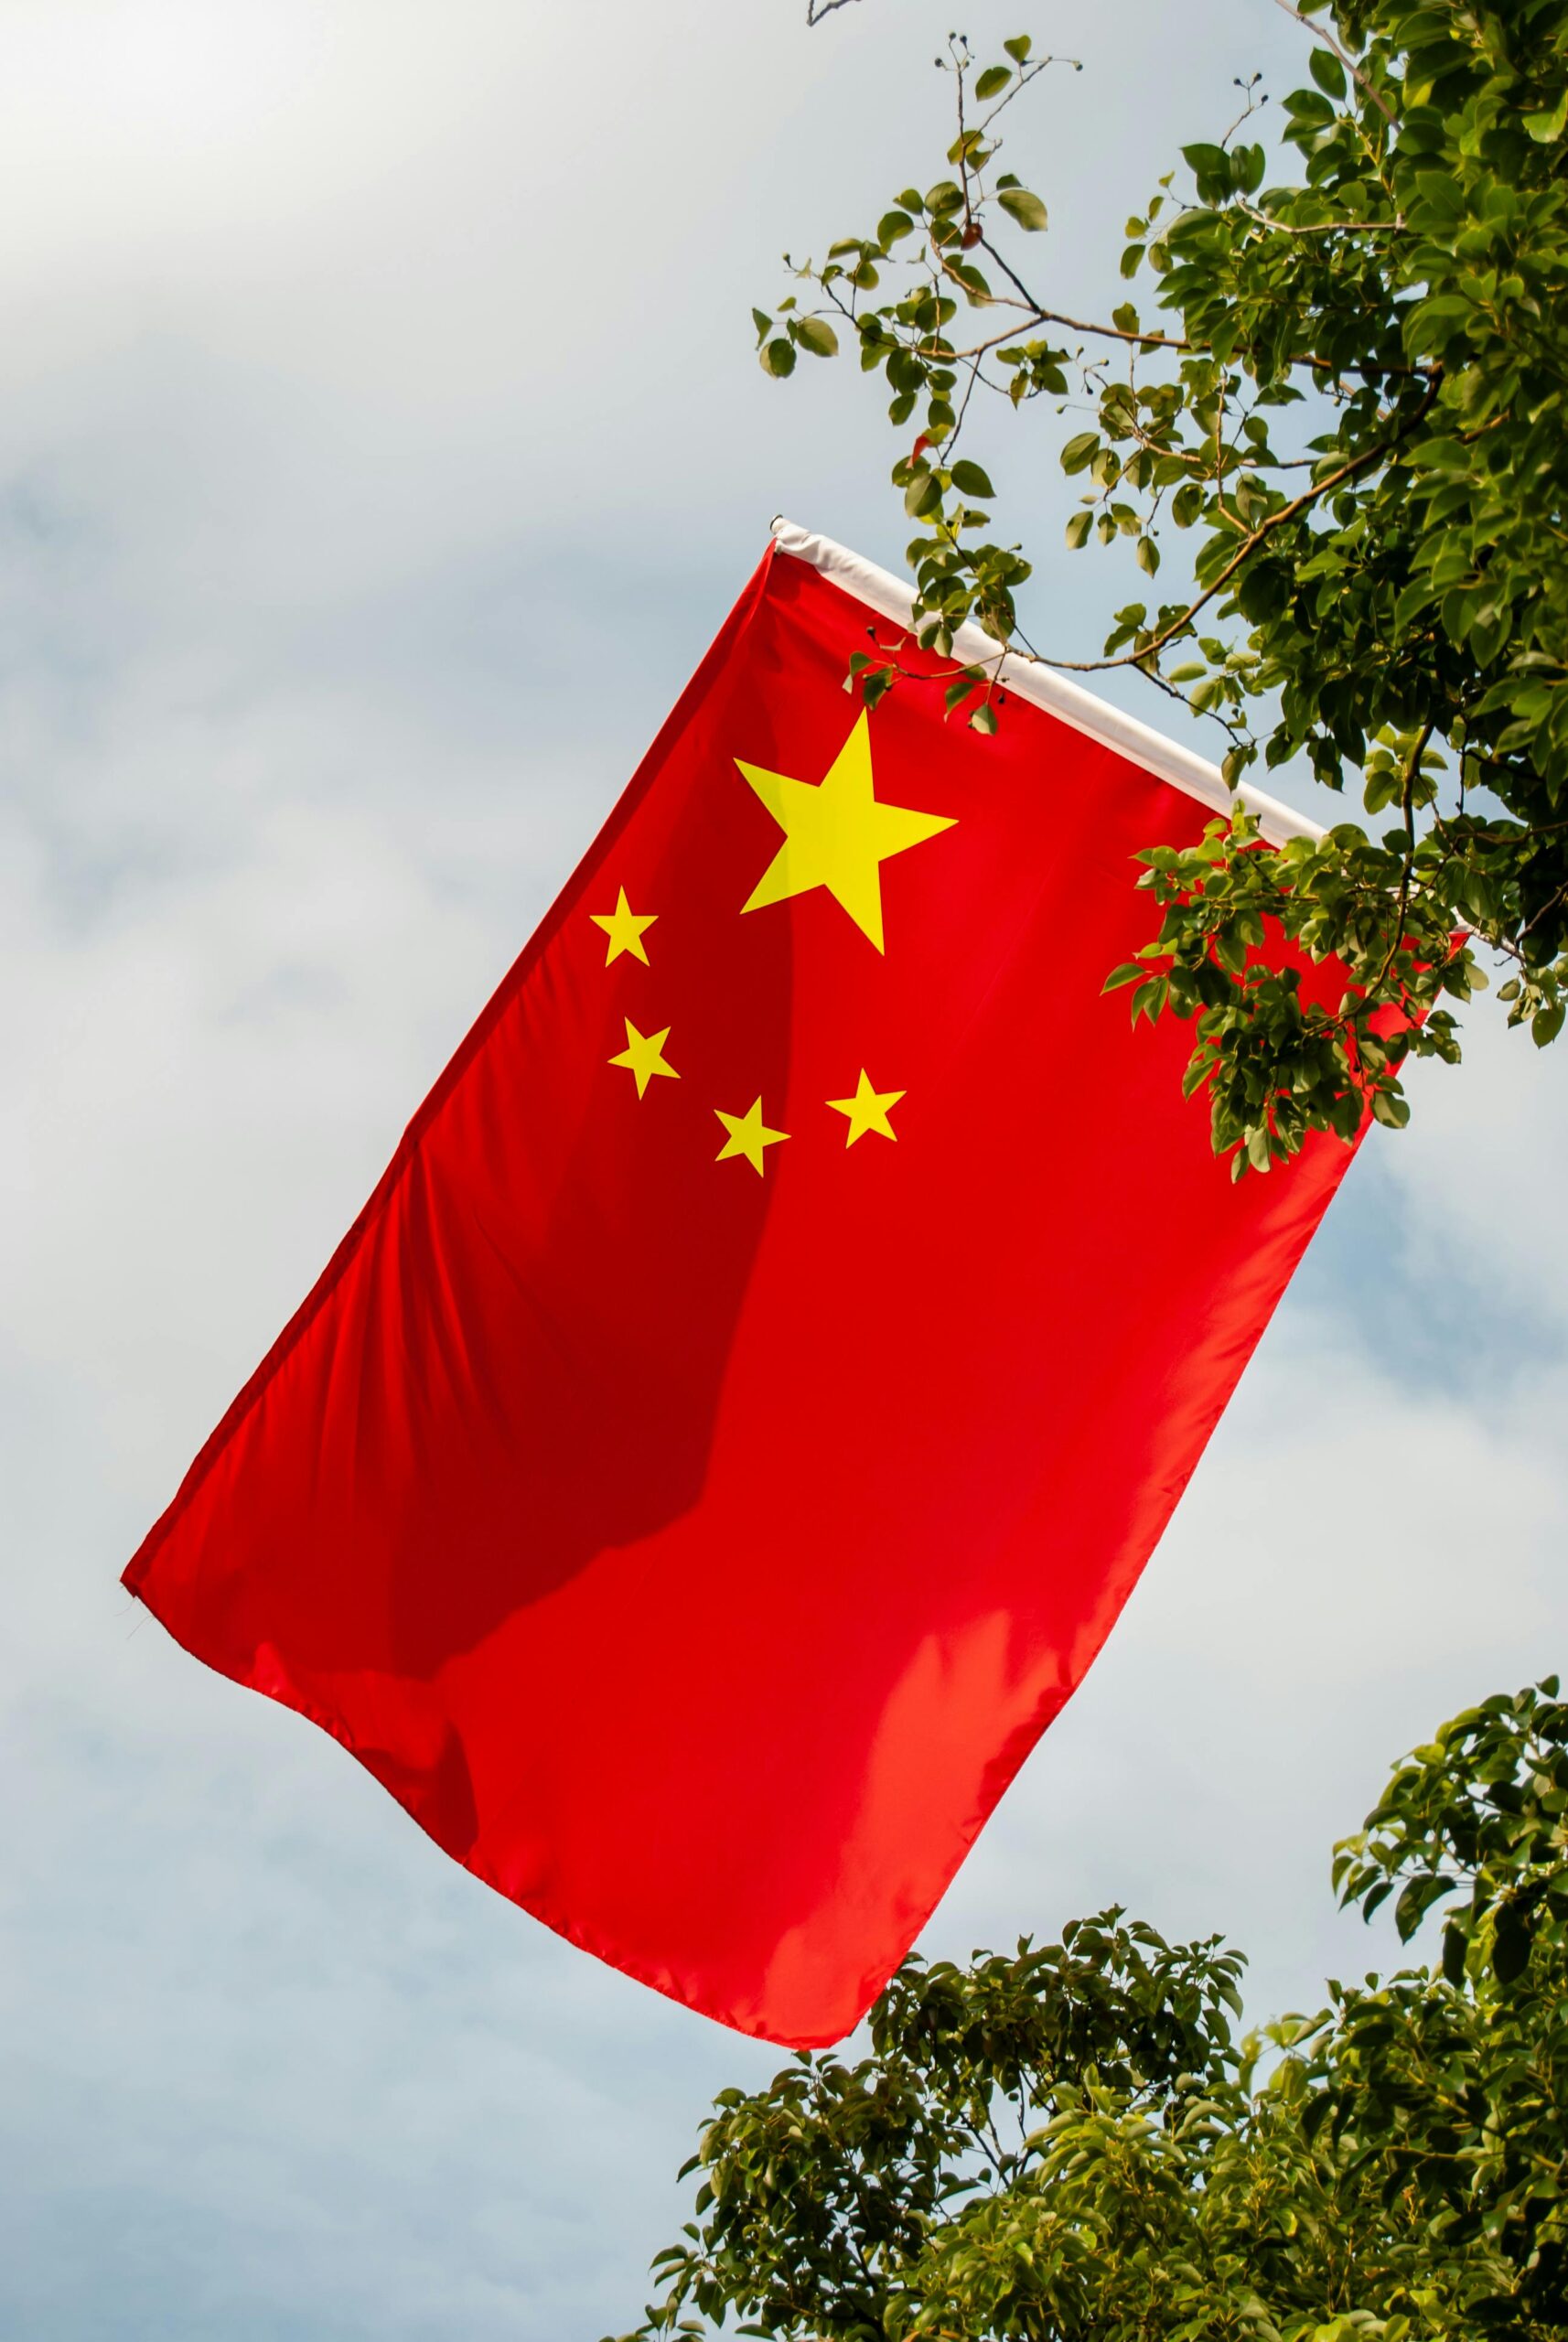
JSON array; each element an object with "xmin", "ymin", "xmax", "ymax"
[
  {"xmin": 1270, "ymin": 0, "xmax": 1398, "ymax": 128},
  {"xmin": 1037, "ymin": 371, "xmax": 1442, "ymax": 675},
  {"xmin": 806, "ymin": 0, "xmax": 861, "ymax": 21},
  {"xmin": 1035, "ymin": 445, "xmax": 1396, "ymax": 673},
  {"xmin": 974, "ymin": 235, "xmax": 1193, "ymax": 349}
]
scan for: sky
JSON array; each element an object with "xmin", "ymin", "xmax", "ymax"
[{"xmin": 3, "ymin": 2, "xmax": 1565, "ymax": 2336}]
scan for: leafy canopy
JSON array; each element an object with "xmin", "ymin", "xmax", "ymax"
[
  {"xmin": 755, "ymin": 1, "xmax": 1568, "ymax": 1174},
  {"xmin": 612, "ymin": 1677, "xmax": 1568, "ymax": 2341}
]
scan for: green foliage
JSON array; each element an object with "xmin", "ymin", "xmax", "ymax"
[
  {"xmin": 760, "ymin": 4, "xmax": 1568, "ymax": 1169},
  {"xmin": 612, "ymin": 1679, "xmax": 1568, "ymax": 2341}
]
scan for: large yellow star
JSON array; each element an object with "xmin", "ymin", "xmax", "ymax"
[
  {"xmin": 735, "ymin": 710, "xmax": 955, "ymax": 952},
  {"xmin": 591, "ymin": 886, "xmax": 657, "ymax": 966},
  {"xmin": 827, "ymin": 1069, "xmax": 905, "ymax": 1146},
  {"xmin": 608, "ymin": 1017, "xmax": 679, "ymax": 1097},
  {"xmin": 714, "ymin": 1097, "xmax": 789, "ymax": 1176}
]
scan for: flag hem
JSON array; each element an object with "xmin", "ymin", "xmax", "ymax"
[{"xmin": 770, "ymin": 518, "xmax": 1322, "ymax": 851}]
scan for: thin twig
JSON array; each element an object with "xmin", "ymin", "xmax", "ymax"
[
  {"xmin": 950, "ymin": 349, "xmax": 985, "ymax": 446},
  {"xmin": 1271, "ymin": 0, "xmax": 1398, "ymax": 127},
  {"xmin": 1219, "ymin": 71, "xmax": 1268, "ymax": 151},
  {"xmin": 973, "ymin": 52, "xmax": 1079, "ymax": 136},
  {"xmin": 975, "ymin": 236, "xmax": 1193, "ymax": 349},
  {"xmin": 1235, "ymin": 197, "xmax": 1405, "ymax": 238},
  {"xmin": 1370, "ymin": 721, "xmax": 1436, "ymax": 995}
]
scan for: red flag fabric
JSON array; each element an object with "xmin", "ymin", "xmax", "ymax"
[{"xmin": 125, "ymin": 521, "xmax": 1361, "ymax": 2047}]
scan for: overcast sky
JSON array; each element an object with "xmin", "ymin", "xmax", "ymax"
[{"xmin": 4, "ymin": 3, "xmax": 1565, "ymax": 2336}]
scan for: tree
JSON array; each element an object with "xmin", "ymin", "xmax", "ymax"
[
  {"xmin": 753, "ymin": 1, "xmax": 1568, "ymax": 1175},
  {"xmin": 610, "ymin": 1678, "xmax": 1568, "ymax": 2340}
]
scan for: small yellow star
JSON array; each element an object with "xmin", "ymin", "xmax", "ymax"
[
  {"xmin": 591, "ymin": 886, "xmax": 657, "ymax": 966},
  {"xmin": 714, "ymin": 1098, "xmax": 789, "ymax": 1176},
  {"xmin": 608, "ymin": 1017, "xmax": 679, "ymax": 1098},
  {"xmin": 827, "ymin": 1069, "xmax": 905, "ymax": 1146}
]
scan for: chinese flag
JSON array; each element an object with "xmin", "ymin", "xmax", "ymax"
[{"xmin": 125, "ymin": 522, "xmax": 1361, "ymax": 2047}]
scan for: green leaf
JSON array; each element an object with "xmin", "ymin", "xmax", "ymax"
[
  {"xmin": 1441, "ymin": 1919, "xmax": 1468, "ymax": 1985},
  {"xmin": 904, "ymin": 467, "xmax": 942, "ymax": 519},
  {"xmin": 1235, "ymin": 561, "xmax": 1292, "ymax": 625},
  {"xmin": 950, "ymin": 459, "xmax": 995, "ymax": 498},
  {"xmin": 1392, "ymin": 1873, "xmax": 1457, "ymax": 1942},
  {"xmin": 759, "ymin": 338, "xmax": 796, "ymax": 379},
  {"xmin": 1308, "ymin": 47, "xmax": 1348, "ymax": 101},
  {"xmin": 1181, "ymin": 142, "xmax": 1230, "ymax": 193},
  {"xmin": 970, "ymin": 700, "xmax": 999, "ymax": 735},
  {"xmin": 1232, "ymin": 141, "xmax": 1266, "ymax": 195},
  {"xmin": 1060, "ymin": 433, "xmax": 1099, "ymax": 476},
  {"xmin": 1002, "ymin": 33, "xmax": 1031, "ymax": 60},
  {"xmin": 1492, "ymin": 1899, "xmax": 1531, "ymax": 1983},
  {"xmin": 1065, "ymin": 510, "xmax": 1093, "ymax": 549},
  {"xmin": 794, "ymin": 316, "xmax": 839, "ymax": 359},
  {"xmin": 877, "ymin": 209, "xmax": 915, "ymax": 247},
  {"xmin": 996, "ymin": 186, "xmax": 1048, "ymax": 232},
  {"xmin": 1523, "ymin": 86, "xmax": 1568, "ymax": 142},
  {"xmin": 974, "ymin": 66, "xmax": 1012, "ymax": 102}
]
